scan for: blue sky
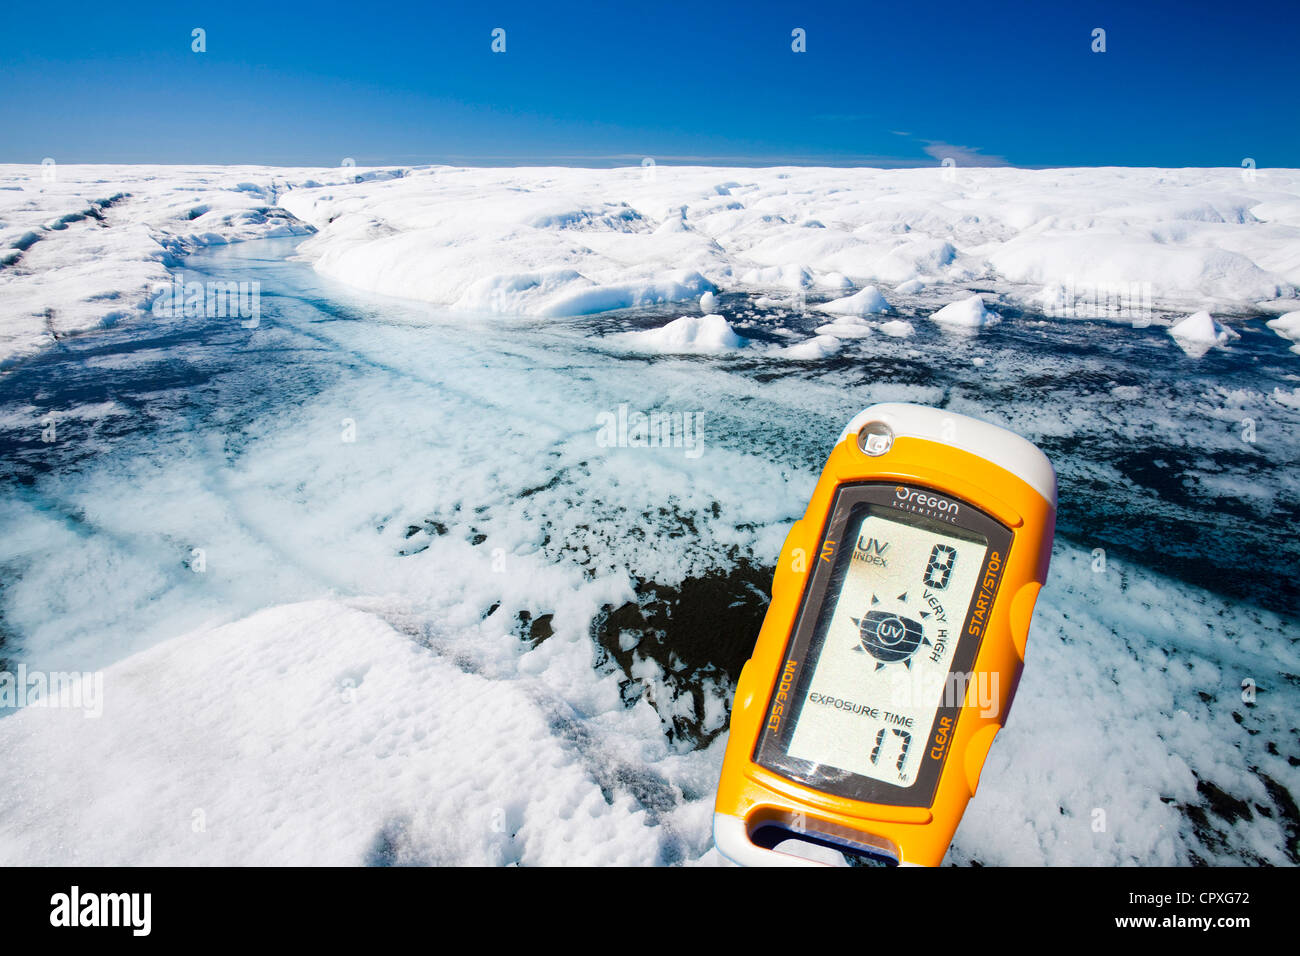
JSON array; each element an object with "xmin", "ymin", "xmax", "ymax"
[{"xmin": 2, "ymin": 0, "xmax": 1296, "ymax": 167}]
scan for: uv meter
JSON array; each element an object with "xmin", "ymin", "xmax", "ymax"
[{"xmin": 714, "ymin": 403, "xmax": 1056, "ymax": 866}]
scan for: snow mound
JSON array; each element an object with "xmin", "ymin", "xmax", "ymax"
[
  {"xmin": 1266, "ymin": 311, "xmax": 1300, "ymax": 347},
  {"xmin": 532, "ymin": 271, "xmax": 713, "ymax": 317},
  {"xmin": 1168, "ymin": 310, "xmax": 1240, "ymax": 356},
  {"xmin": 878, "ymin": 319, "xmax": 916, "ymax": 338},
  {"xmin": 814, "ymin": 316, "xmax": 873, "ymax": 339},
  {"xmin": 930, "ymin": 295, "xmax": 1000, "ymax": 329},
  {"xmin": 773, "ymin": 334, "xmax": 842, "ymax": 359},
  {"xmin": 871, "ymin": 238, "xmax": 957, "ymax": 283},
  {"xmin": 615, "ymin": 314, "xmax": 747, "ymax": 353},
  {"xmin": 816, "ymin": 285, "xmax": 890, "ymax": 316}
]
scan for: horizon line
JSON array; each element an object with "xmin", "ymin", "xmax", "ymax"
[{"xmin": 0, "ymin": 156, "xmax": 1286, "ymax": 172}]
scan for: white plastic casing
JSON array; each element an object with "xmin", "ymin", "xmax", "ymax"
[{"xmin": 839, "ymin": 403, "xmax": 1057, "ymax": 508}]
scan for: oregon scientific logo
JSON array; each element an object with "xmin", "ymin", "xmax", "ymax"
[{"xmin": 894, "ymin": 485, "xmax": 960, "ymax": 515}]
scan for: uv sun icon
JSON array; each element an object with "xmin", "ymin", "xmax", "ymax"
[{"xmin": 852, "ymin": 593, "xmax": 932, "ymax": 671}]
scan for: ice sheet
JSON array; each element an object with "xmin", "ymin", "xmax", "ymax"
[
  {"xmin": 8, "ymin": 163, "xmax": 1300, "ymax": 372},
  {"xmin": 1, "ymin": 163, "xmax": 1298, "ymax": 868}
]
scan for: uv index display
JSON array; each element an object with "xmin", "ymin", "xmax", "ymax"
[{"xmin": 754, "ymin": 482, "xmax": 1013, "ymax": 808}]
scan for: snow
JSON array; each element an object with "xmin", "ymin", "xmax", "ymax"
[
  {"xmin": 0, "ymin": 165, "xmax": 317, "ymax": 367},
  {"xmin": 811, "ymin": 285, "xmax": 892, "ymax": 337},
  {"xmin": 612, "ymin": 314, "xmax": 853, "ymax": 360},
  {"xmin": 774, "ymin": 333, "xmax": 842, "ymax": 359},
  {"xmin": 815, "ymin": 271, "xmax": 853, "ymax": 290},
  {"xmin": 738, "ymin": 263, "xmax": 813, "ymax": 291},
  {"xmin": 614, "ymin": 313, "xmax": 747, "ymax": 353},
  {"xmin": 1272, "ymin": 386, "xmax": 1300, "ymax": 408},
  {"xmin": 0, "ymin": 600, "xmax": 680, "ymax": 865},
  {"xmin": 813, "ymin": 316, "xmax": 874, "ymax": 338},
  {"xmin": 878, "ymin": 319, "xmax": 916, "ymax": 338},
  {"xmin": 1266, "ymin": 311, "xmax": 1300, "ymax": 353},
  {"xmin": 989, "ymin": 235, "xmax": 1285, "ymax": 305},
  {"xmin": 1168, "ymin": 310, "xmax": 1240, "ymax": 357},
  {"xmin": 7, "ymin": 163, "xmax": 1300, "ymax": 370},
  {"xmin": 929, "ymin": 294, "xmax": 1001, "ymax": 329},
  {"xmin": 816, "ymin": 284, "xmax": 891, "ymax": 316},
  {"xmin": 1, "ymin": 162, "xmax": 1299, "ymax": 868}
]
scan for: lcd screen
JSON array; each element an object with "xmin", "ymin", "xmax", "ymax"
[{"xmin": 783, "ymin": 507, "xmax": 989, "ymax": 788}]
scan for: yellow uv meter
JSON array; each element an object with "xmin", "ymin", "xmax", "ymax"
[{"xmin": 714, "ymin": 403, "xmax": 1056, "ymax": 866}]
